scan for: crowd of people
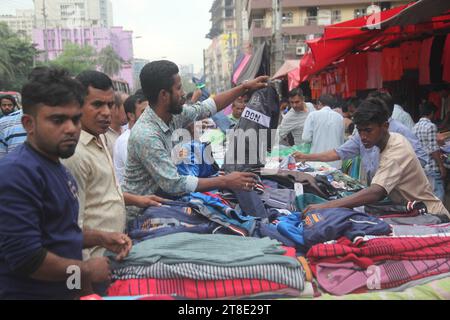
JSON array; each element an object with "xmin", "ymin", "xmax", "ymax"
[{"xmin": 0, "ymin": 60, "xmax": 449, "ymax": 300}]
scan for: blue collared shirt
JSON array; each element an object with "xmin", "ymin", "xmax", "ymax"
[
  {"xmin": 336, "ymin": 119, "xmax": 429, "ymax": 182},
  {"xmin": 0, "ymin": 110, "xmax": 27, "ymax": 160}
]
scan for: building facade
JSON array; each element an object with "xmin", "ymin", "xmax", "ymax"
[
  {"xmin": 33, "ymin": 0, "xmax": 113, "ymax": 28},
  {"xmin": 205, "ymin": 0, "xmax": 241, "ymax": 94},
  {"xmin": 32, "ymin": 26, "xmax": 134, "ymax": 87},
  {"xmin": 246, "ymin": 0, "xmax": 409, "ymax": 60},
  {"xmin": 0, "ymin": 10, "xmax": 34, "ymax": 39}
]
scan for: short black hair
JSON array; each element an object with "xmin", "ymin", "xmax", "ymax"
[
  {"xmin": 318, "ymin": 94, "xmax": 336, "ymax": 109},
  {"xmin": 0, "ymin": 95, "xmax": 17, "ymax": 107},
  {"xmin": 140, "ymin": 60, "xmax": 179, "ymax": 105},
  {"xmin": 353, "ymin": 98, "xmax": 390, "ymax": 126},
  {"xmin": 368, "ymin": 90, "xmax": 394, "ymax": 116},
  {"xmin": 420, "ymin": 101, "xmax": 437, "ymax": 117},
  {"xmin": 76, "ymin": 70, "xmax": 113, "ymax": 91},
  {"xmin": 21, "ymin": 67, "xmax": 86, "ymax": 116},
  {"xmin": 288, "ymin": 88, "xmax": 304, "ymax": 98},
  {"xmin": 124, "ymin": 94, "xmax": 147, "ymax": 116}
]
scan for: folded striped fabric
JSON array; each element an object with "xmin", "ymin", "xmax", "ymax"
[
  {"xmin": 107, "ymin": 278, "xmax": 302, "ymax": 299},
  {"xmin": 307, "ymin": 236, "xmax": 450, "ymax": 269},
  {"xmin": 113, "ymin": 262, "xmax": 305, "ymax": 291}
]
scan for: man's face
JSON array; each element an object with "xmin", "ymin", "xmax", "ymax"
[
  {"xmin": 168, "ymin": 74, "xmax": 185, "ymax": 115},
  {"xmin": 357, "ymin": 122, "xmax": 389, "ymax": 149},
  {"xmin": 1, "ymin": 98, "xmax": 15, "ymax": 116},
  {"xmin": 24, "ymin": 103, "xmax": 82, "ymax": 159},
  {"xmin": 82, "ymin": 86, "xmax": 115, "ymax": 136},
  {"xmin": 135, "ymin": 100, "xmax": 149, "ymax": 121},
  {"xmin": 348, "ymin": 105, "xmax": 357, "ymax": 117},
  {"xmin": 232, "ymin": 97, "xmax": 246, "ymax": 119},
  {"xmin": 289, "ymin": 95, "xmax": 305, "ymax": 112}
]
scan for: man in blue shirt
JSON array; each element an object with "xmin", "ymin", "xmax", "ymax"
[
  {"xmin": 0, "ymin": 67, "xmax": 131, "ymax": 300},
  {"xmin": 0, "ymin": 109, "xmax": 27, "ymax": 160},
  {"xmin": 294, "ymin": 91, "xmax": 428, "ymax": 183}
]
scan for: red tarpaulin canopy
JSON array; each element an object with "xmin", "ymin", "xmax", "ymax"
[{"xmin": 299, "ymin": 0, "xmax": 450, "ymax": 82}]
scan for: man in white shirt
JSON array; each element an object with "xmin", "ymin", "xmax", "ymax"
[
  {"xmin": 114, "ymin": 94, "xmax": 149, "ymax": 185},
  {"xmin": 302, "ymin": 94, "xmax": 345, "ymax": 169},
  {"xmin": 278, "ymin": 88, "xmax": 316, "ymax": 146},
  {"xmin": 393, "ymin": 104, "xmax": 415, "ymax": 130}
]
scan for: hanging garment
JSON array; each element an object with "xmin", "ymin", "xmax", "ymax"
[
  {"xmin": 430, "ymin": 35, "xmax": 446, "ymax": 84},
  {"xmin": 223, "ymin": 86, "xmax": 280, "ymax": 173},
  {"xmin": 400, "ymin": 41, "xmax": 421, "ymax": 70},
  {"xmin": 443, "ymin": 34, "xmax": 450, "ymax": 83},
  {"xmin": 419, "ymin": 37, "xmax": 434, "ymax": 85},
  {"xmin": 382, "ymin": 47, "xmax": 404, "ymax": 82},
  {"xmin": 366, "ymin": 52, "xmax": 383, "ymax": 89}
]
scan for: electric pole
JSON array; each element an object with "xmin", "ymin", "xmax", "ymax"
[
  {"xmin": 42, "ymin": 0, "xmax": 49, "ymax": 63},
  {"xmin": 272, "ymin": 0, "xmax": 283, "ymax": 75}
]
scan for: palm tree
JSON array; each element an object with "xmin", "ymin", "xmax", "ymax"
[
  {"xmin": 0, "ymin": 48, "xmax": 13, "ymax": 79},
  {"xmin": 98, "ymin": 46, "xmax": 123, "ymax": 77}
]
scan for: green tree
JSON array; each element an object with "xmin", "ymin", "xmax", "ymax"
[
  {"xmin": 0, "ymin": 22, "xmax": 38, "ymax": 91},
  {"xmin": 50, "ymin": 43, "xmax": 97, "ymax": 76},
  {"xmin": 98, "ymin": 45, "xmax": 123, "ymax": 77}
]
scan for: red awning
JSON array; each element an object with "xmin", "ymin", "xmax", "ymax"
[{"xmin": 299, "ymin": 0, "xmax": 450, "ymax": 82}]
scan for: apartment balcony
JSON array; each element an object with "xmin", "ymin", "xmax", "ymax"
[
  {"xmin": 247, "ymin": 0, "xmax": 406, "ymax": 11},
  {"xmin": 249, "ymin": 17, "xmax": 324, "ymax": 40}
]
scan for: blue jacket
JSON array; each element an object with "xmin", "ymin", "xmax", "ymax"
[{"xmin": 276, "ymin": 208, "xmax": 392, "ymax": 250}]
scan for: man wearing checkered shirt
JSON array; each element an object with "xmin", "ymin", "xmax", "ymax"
[{"xmin": 413, "ymin": 102, "xmax": 447, "ymax": 201}]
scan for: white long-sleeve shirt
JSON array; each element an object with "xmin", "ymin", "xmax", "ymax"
[{"xmin": 302, "ymin": 106, "xmax": 345, "ymax": 169}]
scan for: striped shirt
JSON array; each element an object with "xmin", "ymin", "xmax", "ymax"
[
  {"xmin": 413, "ymin": 117, "xmax": 440, "ymax": 174},
  {"xmin": 0, "ymin": 110, "xmax": 27, "ymax": 160}
]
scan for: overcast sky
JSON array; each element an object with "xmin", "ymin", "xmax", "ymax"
[{"xmin": 0, "ymin": 0, "xmax": 214, "ymax": 72}]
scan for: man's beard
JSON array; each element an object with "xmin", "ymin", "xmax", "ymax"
[
  {"xmin": 168, "ymin": 95, "xmax": 183, "ymax": 115},
  {"xmin": 58, "ymin": 144, "xmax": 77, "ymax": 159}
]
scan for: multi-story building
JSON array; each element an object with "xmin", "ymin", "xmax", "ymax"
[
  {"xmin": 132, "ymin": 58, "xmax": 150, "ymax": 90},
  {"xmin": 179, "ymin": 64, "xmax": 195, "ymax": 78},
  {"xmin": 205, "ymin": 0, "xmax": 241, "ymax": 93},
  {"xmin": 33, "ymin": 0, "xmax": 113, "ymax": 28},
  {"xmin": 0, "ymin": 10, "xmax": 34, "ymax": 39},
  {"xmin": 246, "ymin": 0, "xmax": 409, "ymax": 60},
  {"xmin": 32, "ymin": 26, "xmax": 134, "ymax": 87}
]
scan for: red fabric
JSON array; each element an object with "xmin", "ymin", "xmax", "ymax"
[
  {"xmin": 443, "ymin": 34, "xmax": 450, "ymax": 83},
  {"xmin": 400, "ymin": 41, "xmax": 422, "ymax": 70},
  {"xmin": 366, "ymin": 52, "xmax": 383, "ymax": 89},
  {"xmin": 107, "ymin": 278, "xmax": 298, "ymax": 299},
  {"xmin": 382, "ymin": 47, "xmax": 404, "ymax": 81},
  {"xmin": 419, "ymin": 37, "xmax": 434, "ymax": 85},
  {"xmin": 298, "ymin": 3, "xmax": 450, "ymax": 82},
  {"xmin": 307, "ymin": 236, "xmax": 450, "ymax": 271}
]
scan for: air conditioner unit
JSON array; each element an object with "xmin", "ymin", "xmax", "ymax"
[{"xmin": 296, "ymin": 46, "xmax": 306, "ymax": 56}]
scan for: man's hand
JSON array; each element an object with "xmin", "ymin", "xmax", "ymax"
[
  {"xmin": 292, "ymin": 152, "xmax": 308, "ymax": 163},
  {"xmin": 242, "ymin": 76, "xmax": 270, "ymax": 92},
  {"xmin": 303, "ymin": 203, "xmax": 336, "ymax": 216},
  {"xmin": 100, "ymin": 232, "xmax": 133, "ymax": 261},
  {"xmin": 134, "ymin": 195, "xmax": 168, "ymax": 209},
  {"xmin": 222, "ymin": 172, "xmax": 258, "ymax": 192},
  {"xmin": 83, "ymin": 257, "xmax": 111, "ymax": 284}
]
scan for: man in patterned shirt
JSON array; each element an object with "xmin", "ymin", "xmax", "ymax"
[
  {"xmin": 0, "ymin": 109, "xmax": 27, "ymax": 160},
  {"xmin": 124, "ymin": 60, "xmax": 269, "ymax": 217},
  {"xmin": 413, "ymin": 102, "xmax": 447, "ymax": 201}
]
